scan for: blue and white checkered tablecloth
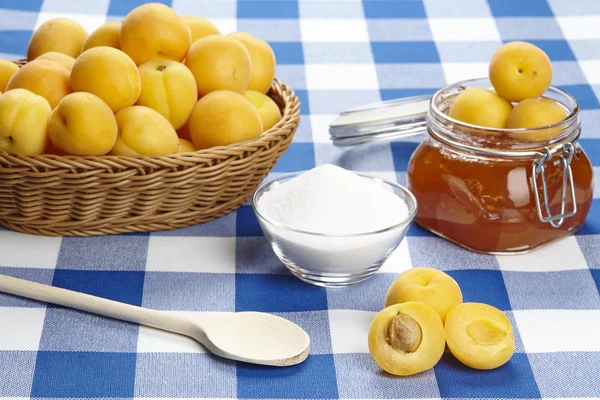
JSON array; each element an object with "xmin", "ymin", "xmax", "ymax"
[{"xmin": 1, "ymin": 0, "xmax": 600, "ymax": 398}]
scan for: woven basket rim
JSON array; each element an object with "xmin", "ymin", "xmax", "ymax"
[{"xmin": 1, "ymin": 61, "xmax": 299, "ymax": 163}]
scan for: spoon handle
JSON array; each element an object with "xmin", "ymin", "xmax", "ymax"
[{"xmin": 0, "ymin": 273, "xmax": 193, "ymax": 335}]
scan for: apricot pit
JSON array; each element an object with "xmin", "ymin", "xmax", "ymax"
[
  {"xmin": 368, "ymin": 302, "xmax": 445, "ymax": 376},
  {"xmin": 445, "ymin": 302, "xmax": 515, "ymax": 370}
]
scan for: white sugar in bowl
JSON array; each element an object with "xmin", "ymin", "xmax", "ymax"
[{"xmin": 251, "ymin": 166, "xmax": 417, "ymax": 287}]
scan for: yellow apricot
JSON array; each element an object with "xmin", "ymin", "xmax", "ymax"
[
  {"xmin": 177, "ymin": 119, "xmax": 192, "ymax": 141},
  {"xmin": 181, "ymin": 15, "xmax": 220, "ymax": 43},
  {"xmin": 137, "ymin": 58, "xmax": 197, "ymax": 130},
  {"xmin": 120, "ymin": 3, "xmax": 191, "ymax": 65},
  {"xmin": 6, "ymin": 59, "xmax": 71, "ymax": 109},
  {"xmin": 48, "ymin": 92, "xmax": 118, "ymax": 156},
  {"xmin": 489, "ymin": 41, "xmax": 553, "ymax": 102},
  {"xmin": 37, "ymin": 52, "xmax": 76, "ymax": 71},
  {"xmin": 506, "ymin": 98, "xmax": 568, "ymax": 141},
  {"xmin": 188, "ymin": 90, "xmax": 262, "ymax": 150},
  {"xmin": 229, "ymin": 31, "xmax": 276, "ymax": 94},
  {"xmin": 385, "ymin": 267, "xmax": 463, "ymax": 323},
  {"xmin": 368, "ymin": 302, "xmax": 446, "ymax": 376},
  {"xmin": 0, "ymin": 59, "xmax": 19, "ymax": 92},
  {"xmin": 82, "ymin": 21, "xmax": 121, "ymax": 52},
  {"xmin": 178, "ymin": 138, "xmax": 197, "ymax": 153},
  {"xmin": 243, "ymin": 90, "xmax": 282, "ymax": 131},
  {"xmin": 0, "ymin": 88, "xmax": 51, "ymax": 156},
  {"xmin": 449, "ymin": 88, "xmax": 513, "ymax": 129},
  {"xmin": 70, "ymin": 46, "xmax": 141, "ymax": 112},
  {"xmin": 445, "ymin": 302, "xmax": 515, "ymax": 370},
  {"xmin": 185, "ymin": 35, "xmax": 251, "ymax": 96},
  {"xmin": 28, "ymin": 18, "xmax": 88, "ymax": 60},
  {"xmin": 111, "ymin": 106, "xmax": 179, "ymax": 156}
]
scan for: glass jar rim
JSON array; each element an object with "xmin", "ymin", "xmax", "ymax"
[{"xmin": 428, "ymin": 77, "xmax": 581, "ymax": 156}]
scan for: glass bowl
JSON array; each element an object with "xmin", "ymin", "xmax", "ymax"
[{"xmin": 251, "ymin": 171, "xmax": 418, "ymax": 287}]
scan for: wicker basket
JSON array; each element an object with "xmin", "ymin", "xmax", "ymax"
[{"xmin": 0, "ymin": 62, "xmax": 300, "ymax": 237}]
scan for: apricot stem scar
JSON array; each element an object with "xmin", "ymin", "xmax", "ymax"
[{"xmin": 387, "ymin": 312, "xmax": 422, "ymax": 353}]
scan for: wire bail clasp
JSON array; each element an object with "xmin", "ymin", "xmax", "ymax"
[{"xmin": 532, "ymin": 143, "xmax": 577, "ymax": 228}]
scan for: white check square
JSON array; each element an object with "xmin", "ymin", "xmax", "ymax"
[
  {"xmin": 0, "ymin": 231, "xmax": 61, "ymax": 269},
  {"xmin": 305, "ymin": 64, "xmax": 379, "ymax": 90},
  {"xmin": 208, "ymin": 18, "xmax": 237, "ymax": 35},
  {"xmin": 429, "ymin": 18, "xmax": 501, "ymax": 42},
  {"xmin": 35, "ymin": 11, "xmax": 107, "ymax": 34},
  {"xmin": 377, "ymin": 238, "xmax": 412, "ymax": 274},
  {"xmin": 146, "ymin": 237, "xmax": 236, "ymax": 273},
  {"xmin": 441, "ymin": 62, "xmax": 489, "ymax": 84},
  {"xmin": 556, "ymin": 16, "xmax": 600, "ymax": 39},
  {"xmin": 310, "ymin": 114, "xmax": 338, "ymax": 143},
  {"xmin": 329, "ymin": 309, "xmax": 376, "ymax": 353},
  {"xmin": 514, "ymin": 309, "xmax": 600, "ymax": 352},
  {"xmin": 300, "ymin": 19, "xmax": 369, "ymax": 43},
  {"xmin": 578, "ymin": 60, "xmax": 600, "ymax": 85},
  {"xmin": 0, "ymin": 308, "xmax": 46, "ymax": 350},
  {"xmin": 497, "ymin": 236, "xmax": 589, "ymax": 272}
]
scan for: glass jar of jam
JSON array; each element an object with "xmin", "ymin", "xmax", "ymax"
[{"xmin": 406, "ymin": 78, "xmax": 593, "ymax": 254}]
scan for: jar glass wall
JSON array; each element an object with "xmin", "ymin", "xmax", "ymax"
[{"xmin": 407, "ymin": 78, "xmax": 594, "ymax": 254}]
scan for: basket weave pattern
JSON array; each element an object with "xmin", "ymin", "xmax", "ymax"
[{"xmin": 0, "ymin": 68, "xmax": 300, "ymax": 236}]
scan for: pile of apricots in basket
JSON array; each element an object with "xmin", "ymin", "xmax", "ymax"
[
  {"xmin": 369, "ymin": 267, "xmax": 515, "ymax": 376},
  {"xmin": 449, "ymin": 40, "xmax": 569, "ymax": 141},
  {"xmin": 0, "ymin": 2, "xmax": 281, "ymax": 157}
]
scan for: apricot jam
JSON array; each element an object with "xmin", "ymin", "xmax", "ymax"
[{"xmin": 407, "ymin": 79, "xmax": 594, "ymax": 254}]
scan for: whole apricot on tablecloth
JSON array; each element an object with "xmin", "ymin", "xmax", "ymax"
[
  {"xmin": 6, "ymin": 58, "xmax": 71, "ymax": 109},
  {"xmin": 137, "ymin": 58, "xmax": 197, "ymax": 130},
  {"xmin": 243, "ymin": 90, "xmax": 282, "ymax": 131},
  {"xmin": 188, "ymin": 90, "xmax": 262, "ymax": 150},
  {"xmin": 445, "ymin": 302, "xmax": 515, "ymax": 370},
  {"xmin": 368, "ymin": 302, "xmax": 446, "ymax": 376},
  {"xmin": 82, "ymin": 21, "xmax": 122, "ymax": 52},
  {"xmin": 181, "ymin": 15, "xmax": 220, "ymax": 43},
  {"xmin": 178, "ymin": 138, "xmax": 197, "ymax": 153},
  {"xmin": 0, "ymin": 88, "xmax": 51, "ymax": 156},
  {"xmin": 506, "ymin": 98, "xmax": 568, "ymax": 141},
  {"xmin": 449, "ymin": 87, "xmax": 512, "ymax": 129},
  {"xmin": 37, "ymin": 52, "xmax": 76, "ymax": 71},
  {"xmin": 120, "ymin": 3, "xmax": 191, "ymax": 65},
  {"xmin": 70, "ymin": 46, "xmax": 141, "ymax": 112},
  {"xmin": 229, "ymin": 32, "xmax": 276, "ymax": 94},
  {"xmin": 489, "ymin": 41, "xmax": 552, "ymax": 102},
  {"xmin": 48, "ymin": 92, "xmax": 118, "ymax": 156},
  {"xmin": 385, "ymin": 267, "xmax": 463, "ymax": 323},
  {"xmin": 27, "ymin": 18, "xmax": 88, "ymax": 60},
  {"xmin": 0, "ymin": 59, "xmax": 19, "ymax": 92},
  {"xmin": 185, "ymin": 35, "xmax": 251, "ymax": 96},
  {"xmin": 111, "ymin": 105, "xmax": 179, "ymax": 156}
]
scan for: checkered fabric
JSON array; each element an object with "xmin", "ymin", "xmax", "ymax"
[{"xmin": 1, "ymin": 0, "xmax": 600, "ymax": 398}]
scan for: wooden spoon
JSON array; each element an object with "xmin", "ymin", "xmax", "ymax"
[{"xmin": 0, "ymin": 274, "xmax": 310, "ymax": 367}]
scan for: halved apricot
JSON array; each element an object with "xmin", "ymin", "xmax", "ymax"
[
  {"xmin": 385, "ymin": 267, "xmax": 463, "ymax": 323},
  {"xmin": 368, "ymin": 302, "xmax": 446, "ymax": 376},
  {"xmin": 445, "ymin": 302, "xmax": 515, "ymax": 370}
]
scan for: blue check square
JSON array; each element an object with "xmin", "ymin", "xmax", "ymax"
[
  {"xmin": 237, "ymin": 354, "xmax": 338, "ymax": 398},
  {"xmin": 270, "ymin": 42, "xmax": 304, "ymax": 64},
  {"xmin": 0, "ymin": 351, "xmax": 36, "ymax": 396},
  {"xmin": 380, "ymin": 88, "xmax": 436, "ymax": 102},
  {"xmin": 407, "ymin": 237, "xmax": 501, "ymax": 270},
  {"xmin": 272, "ymin": 142, "xmax": 315, "ymax": 172},
  {"xmin": 326, "ymin": 273, "xmax": 395, "ymax": 311},
  {"xmin": 237, "ymin": 0, "xmax": 299, "ymax": 18},
  {"xmin": 577, "ymin": 198, "xmax": 600, "ymax": 235},
  {"xmin": 488, "ymin": 0, "xmax": 554, "ymax": 17},
  {"xmin": 371, "ymin": 42, "xmax": 440, "ymax": 64},
  {"xmin": 0, "ymin": 0, "xmax": 42, "ymax": 11},
  {"xmin": 528, "ymin": 352, "xmax": 600, "ymax": 397},
  {"xmin": 108, "ymin": 0, "xmax": 171, "ymax": 15},
  {"xmin": 236, "ymin": 273, "xmax": 327, "ymax": 312},
  {"xmin": 514, "ymin": 40, "xmax": 576, "ymax": 61},
  {"xmin": 390, "ymin": 141, "xmax": 419, "ymax": 171},
  {"xmin": 434, "ymin": 353, "xmax": 540, "ymax": 398},
  {"xmin": 446, "ymin": 269, "xmax": 512, "ymax": 311},
  {"xmin": 52, "ymin": 270, "xmax": 145, "ymax": 306},
  {"xmin": 0, "ymin": 31, "xmax": 33, "ymax": 58},
  {"xmin": 363, "ymin": 0, "xmax": 426, "ymax": 18},
  {"xmin": 577, "ymin": 235, "xmax": 600, "ymax": 268},
  {"xmin": 31, "ymin": 351, "xmax": 136, "ymax": 398},
  {"xmin": 135, "ymin": 353, "xmax": 236, "ymax": 397},
  {"xmin": 561, "ymin": 84, "xmax": 600, "ymax": 110},
  {"xmin": 57, "ymin": 234, "xmax": 149, "ymax": 270},
  {"xmin": 236, "ymin": 205, "xmax": 264, "ymax": 237}
]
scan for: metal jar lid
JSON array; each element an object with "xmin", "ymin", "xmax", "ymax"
[{"xmin": 328, "ymin": 94, "xmax": 431, "ymax": 146}]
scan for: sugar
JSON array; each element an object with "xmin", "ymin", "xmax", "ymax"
[{"xmin": 257, "ymin": 164, "xmax": 409, "ymax": 235}]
